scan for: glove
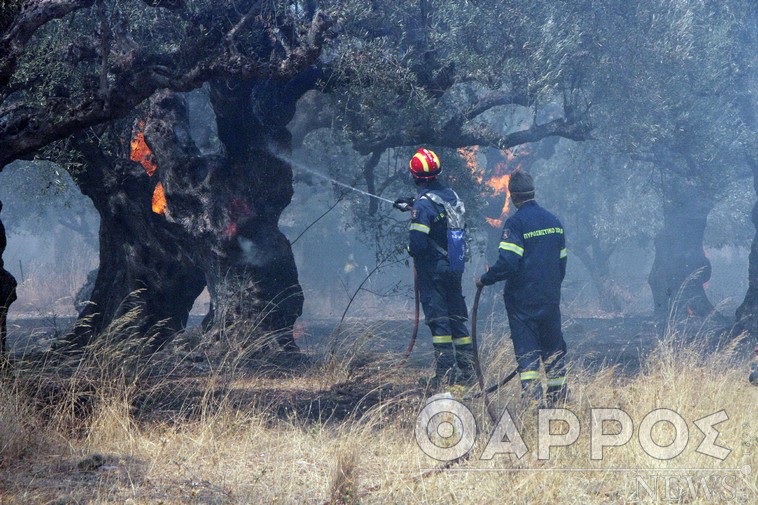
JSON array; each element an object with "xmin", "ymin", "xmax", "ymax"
[
  {"xmin": 477, "ymin": 266, "xmax": 491, "ymax": 288},
  {"xmin": 393, "ymin": 196, "xmax": 415, "ymax": 212}
]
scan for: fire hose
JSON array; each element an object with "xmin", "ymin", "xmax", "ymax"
[
  {"xmin": 397, "ymin": 264, "xmax": 420, "ymax": 367},
  {"xmin": 468, "ymin": 283, "xmax": 519, "ymax": 423},
  {"xmin": 398, "ymin": 269, "xmax": 520, "ymax": 413}
]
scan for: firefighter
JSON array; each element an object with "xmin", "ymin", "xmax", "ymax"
[
  {"xmin": 394, "ymin": 148, "xmax": 475, "ymax": 389},
  {"xmin": 476, "ymin": 171, "xmax": 569, "ymax": 406}
]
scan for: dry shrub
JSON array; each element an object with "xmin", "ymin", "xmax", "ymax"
[
  {"xmin": 327, "ymin": 446, "xmax": 360, "ymax": 504},
  {"xmin": 0, "ymin": 384, "xmax": 42, "ymax": 467},
  {"xmin": 0, "ymin": 314, "xmax": 754, "ymax": 504}
]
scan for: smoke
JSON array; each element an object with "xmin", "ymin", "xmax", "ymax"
[{"xmin": 237, "ymin": 236, "xmax": 277, "ymax": 267}]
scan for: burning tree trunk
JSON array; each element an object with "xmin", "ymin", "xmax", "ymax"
[
  {"xmin": 648, "ymin": 175, "xmax": 715, "ymax": 319},
  {"xmin": 0, "ymin": 201, "xmax": 18, "ymax": 356},
  {"xmin": 59, "ymin": 129, "xmax": 205, "ymax": 351},
  {"xmin": 145, "ymin": 83, "xmax": 305, "ymax": 353}
]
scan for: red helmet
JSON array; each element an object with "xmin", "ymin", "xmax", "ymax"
[{"xmin": 409, "ymin": 148, "xmax": 441, "ymax": 179}]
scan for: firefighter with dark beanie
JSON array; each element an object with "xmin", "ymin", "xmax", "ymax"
[
  {"xmin": 476, "ymin": 171, "xmax": 569, "ymax": 406},
  {"xmin": 394, "ymin": 148, "xmax": 476, "ymax": 389}
]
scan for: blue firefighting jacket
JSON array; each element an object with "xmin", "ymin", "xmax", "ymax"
[
  {"xmin": 480, "ymin": 200, "xmax": 567, "ymax": 306},
  {"xmin": 407, "ymin": 181, "xmax": 458, "ymax": 271}
]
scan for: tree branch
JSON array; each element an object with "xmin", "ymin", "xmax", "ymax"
[
  {"xmin": 0, "ymin": 0, "xmax": 97, "ymax": 89},
  {"xmin": 0, "ymin": 5, "xmax": 333, "ymax": 168},
  {"xmin": 355, "ymin": 114, "xmax": 592, "ymax": 154}
]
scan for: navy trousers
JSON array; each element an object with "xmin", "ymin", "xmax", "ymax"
[
  {"xmin": 506, "ymin": 302, "xmax": 568, "ymax": 398},
  {"xmin": 417, "ymin": 267, "xmax": 472, "ymax": 374}
]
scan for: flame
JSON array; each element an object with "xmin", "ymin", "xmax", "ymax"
[
  {"xmin": 458, "ymin": 146, "xmax": 533, "ymax": 228},
  {"xmin": 486, "ymin": 170, "xmax": 512, "ymax": 228},
  {"xmin": 130, "ymin": 120, "xmax": 158, "ymax": 176},
  {"xmin": 457, "ymin": 147, "xmax": 483, "ymax": 183},
  {"xmin": 152, "ymin": 182, "xmax": 167, "ymax": 215},
  {"xmin": 130, "ymin": 120, "xmax": 166, "ymax": 215}
]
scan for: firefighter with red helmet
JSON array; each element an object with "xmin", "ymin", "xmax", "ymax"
[{"xmin": 394, "ymin": 148, "xmax": 476, "ymax": 389}]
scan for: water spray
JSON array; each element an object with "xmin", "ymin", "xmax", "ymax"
[
  {"xmin": 275, "ymin": 152, "xmax": 395, "ymax": 205},
  {"xmin": 273, "ymin": 150, "xmax": 423, "ymax": 367}
]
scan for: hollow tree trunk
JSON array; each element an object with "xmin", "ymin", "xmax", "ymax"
[
  {"xmin": 648, "ymin": 175, "xmax": 715, "ymax": 319},
  {"xmin": 145, "ymin": 82, "xmax": 305, "ymax": 353},
  {"xmin": 60, "ymin": 135, "xmax": 206, "ymax": 351},
  {"xmin": 0, "ymin": 200, "xmax": 18, "ymax": 356}
]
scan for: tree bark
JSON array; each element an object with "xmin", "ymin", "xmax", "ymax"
[
  {"xmin": 60, "ymin": 133, "xmax": 205, "ymax": 351},
  {"xmin": 648, "ymin": 175, "xmax": 714, "ymax": 319},
  {"xmin": 145, "ymin": 83, "xmax": 305, "ymax": 353},
  {"xmin": 0, "ymin": 200, "xmax": 18, "ymax": 356}
]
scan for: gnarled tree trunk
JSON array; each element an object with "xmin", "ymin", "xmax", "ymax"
[
  {"xmin": 60, "ymin": 134, "xmax": 206, "ymax": 351},
  {"xmin": 648, "ymin": 174, "xmax": 714, "ymax": 319},
  {"xmin": 1, "ymin": 200, "xmax": 18, "ymax": 356},
  {"xmin": 145, "ymin": 82, "xmax": 305, "ymax": 353}
]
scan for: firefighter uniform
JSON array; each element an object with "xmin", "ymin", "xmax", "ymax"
[
  {"xmin": 408, "ymin": 180, "xmax": 474, "ymax": 384},
  {"xmin": 480, "ymin": 199, "xmax": 568, "ymax": 402}
]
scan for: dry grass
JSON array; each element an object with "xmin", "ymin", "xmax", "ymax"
[{"xmin": 0, "ymin": 317, "xmax": 755, "ymax": 504}]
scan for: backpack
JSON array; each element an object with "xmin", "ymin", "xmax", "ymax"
[{"xmin": 421, "ymin": 190, "xmax": 469, "ymax": 273}]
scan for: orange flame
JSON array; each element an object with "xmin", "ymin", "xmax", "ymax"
[
  {"xmin": 131, "ymin": 120, "xmax": 166, "ymax": 215},
  {"xmin": 485, "ymin": 170, "xmax": 511, "ymax": 228},
  {"xmin": 130, "ymin": 120, "xmax": 158, "ymax": 176},
  {"xmin": 152, "ymin": 182, "xmax": 167, "ymax": 215},
  {"xmin": 458, "ymin": 146, "xmax": 533, "ymax": 228},
  {"xmin": 457, "ymin": 147, "xmax": 483, "ymax": 183}
]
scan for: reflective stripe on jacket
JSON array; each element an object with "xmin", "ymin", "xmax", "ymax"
[{"xmin": 480, "ymin": 200, "xmax": 567, "ymax": 306}]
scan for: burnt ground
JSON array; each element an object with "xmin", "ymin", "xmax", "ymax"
[
  {"xmin": 6, "ymin": 312, "xmax": 752, "ymax": 378},
  {"xmin": 4, "ymin": 313, "xmax": 711, "ymax": 426}
]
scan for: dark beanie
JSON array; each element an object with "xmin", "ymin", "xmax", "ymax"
[{"xmin": 508, "ymin": 171, "xmax": 535, "ymax": 196}]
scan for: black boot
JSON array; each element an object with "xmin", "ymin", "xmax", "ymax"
[
  {"xmin": 546, "ymin": 385, "xmax": 570, "ymax": 407},
  {"xmin": 454, "ymin": 346, "xmax": 477, "ymax": 386},
  {"xmin": 519, "ymin": 376, "xmax": 544, "ymax": 410},
  {"xmin": 421, "ymin": 345, "xmax": 456, "ymax": 391}
]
